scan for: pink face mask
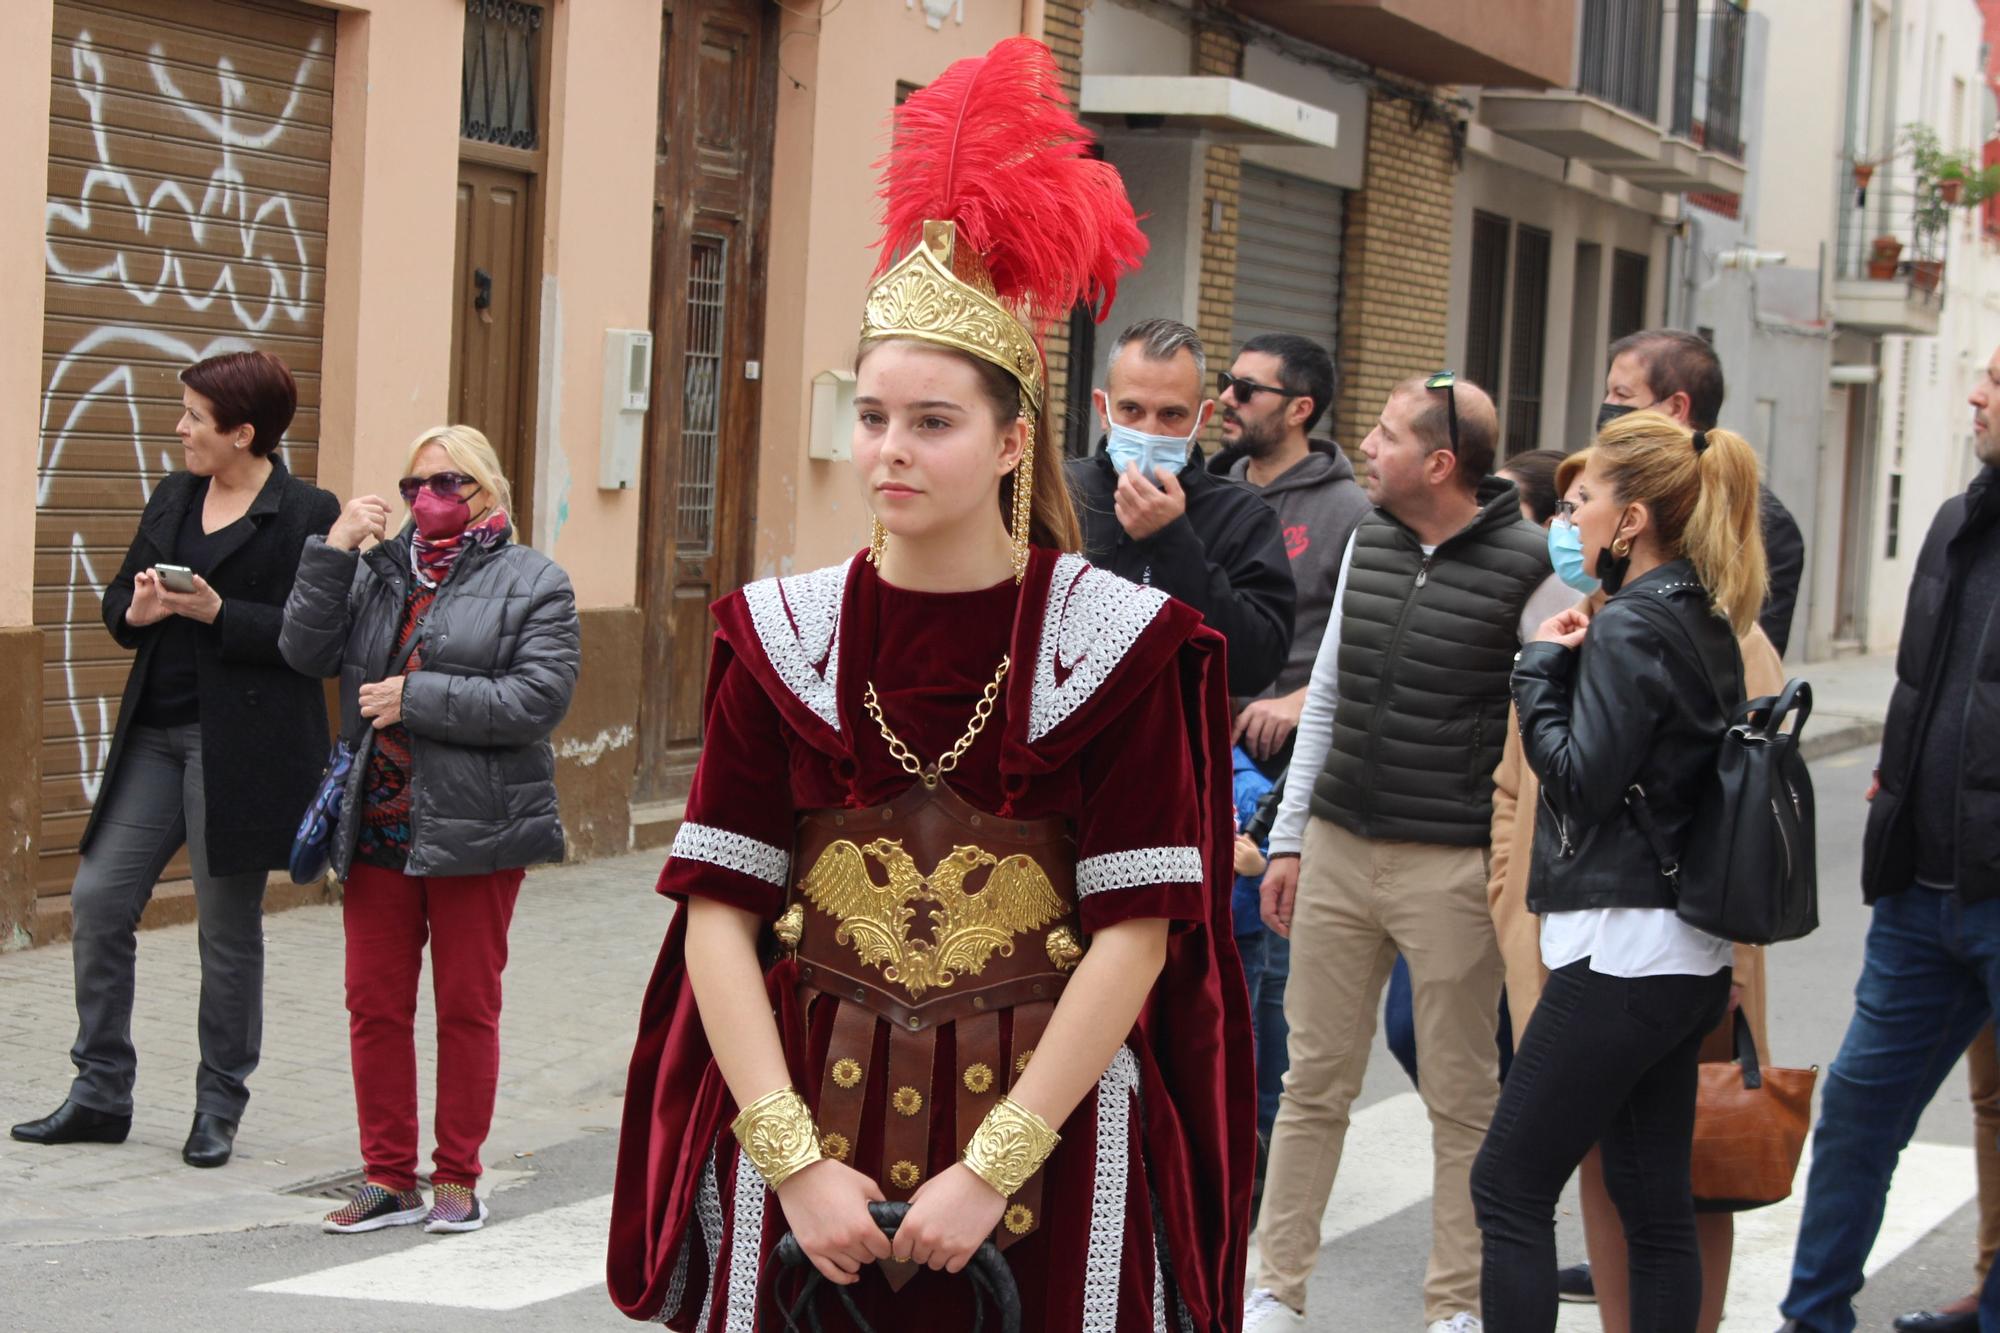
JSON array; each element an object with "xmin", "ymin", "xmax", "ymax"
[{"xmin": 412, "ymin": 487, "xmax": 472, "ymax": 540}]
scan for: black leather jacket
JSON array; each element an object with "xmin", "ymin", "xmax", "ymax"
[{"xmin": 1511, "ymin": 560, "xmax": 1744, "ymax": 914}]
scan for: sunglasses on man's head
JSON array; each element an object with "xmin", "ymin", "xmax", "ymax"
[
  {"xmin": 397, "ymin": 471, "xmax": 479, "ymax": 503},
  {"xmin": 1217, "ymin": 371, "xmax": 1302, "ymax": 404},
  {"xmin": 1424, "ymin": 370, "xmax": 1461, "ymax": 456}
]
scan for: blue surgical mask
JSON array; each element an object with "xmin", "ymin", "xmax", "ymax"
[
  {"xmin": 1104, "ymin": 420, "xmax": 1194, "ymax": 477},
  {"xmin": 1547, "ymin": 518, "xmax": 1601, "ymax": 595}
]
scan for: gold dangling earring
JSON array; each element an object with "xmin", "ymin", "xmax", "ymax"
[
  {"xmin": 1611, "ymin": 534, "xmax": 1632, "ymax": 559},
  {"xmin": 1010, "ymin": 420, "xmax": 1035, "ymax": 583},
  {"xmin": 868, "ymin": 517, "xmax": 888, "ymax": 567}
]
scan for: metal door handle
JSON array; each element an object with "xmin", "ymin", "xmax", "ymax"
[{"xmin": 473, "ymin": 268, "xmax": 493, "ymax": 311}]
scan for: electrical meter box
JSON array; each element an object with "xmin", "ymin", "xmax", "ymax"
[
  {"xmin": 808, "ymin": 369, "xmax": 857, "ymax": 461},
  {"xmin": 601, "ymin": 329, "xmax": 653, "ymax": 490}
]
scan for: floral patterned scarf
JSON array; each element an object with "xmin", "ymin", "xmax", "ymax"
[{"xmin": 410, "ymin": 506, "xmax": 510, "ymax": 589}]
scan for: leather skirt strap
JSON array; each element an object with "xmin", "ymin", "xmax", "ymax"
[
  {"xmin": 995, "ymin": 1000, "xmax": 1056, "ymax": 1250},
  {"xmin": 814, "ymin": 999, "xmax": 876, "ymax": 1171}
]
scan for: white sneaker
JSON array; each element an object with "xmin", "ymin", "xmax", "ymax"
[
  {"xmin": 1244, "ymin": 1289, "xmax": 1307, "ymax": 1331},
  {"xmin": 1426, "ymin": 1315, "xmax": 1483, "ymax": 1333}
]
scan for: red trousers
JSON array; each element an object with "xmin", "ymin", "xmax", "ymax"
[{"xmin": 342, "ymin": 863, "xmax": 524, "ymax": 1191}]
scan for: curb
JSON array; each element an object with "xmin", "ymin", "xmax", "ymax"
[{"xmin": 1800, "ymin": 715, "xmax": 1884, "ymax": 763}]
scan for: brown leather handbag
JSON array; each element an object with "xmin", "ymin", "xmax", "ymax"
[{"xmin": 1690, "ymin": 1009, "xmax": 1817, "ymax": 1211}]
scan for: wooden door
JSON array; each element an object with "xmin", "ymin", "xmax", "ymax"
[
  {"xmin": 450, "ymin": 161, "xmax": 534, "ymax": 537},
  {"xmin": 635, "ymin": 0, "xmax": 775, "ymax": 805}
]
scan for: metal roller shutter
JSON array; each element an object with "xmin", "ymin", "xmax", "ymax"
[
  {"xmin": 37, "ymin": 0, "xmax": 336, "ymax": 896},
  {"xmin": 1230, "ymin": 165, "xmax": 1344, "ymax": 360}
]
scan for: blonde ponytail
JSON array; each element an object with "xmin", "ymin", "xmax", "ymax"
[
  {"xmin": 1682, "ymin": 428, "xmax": 1767, "ymax": 636},
  {"xmin": 1591, "ymin": 411, "xmax": 1769, "ymax": 635}
]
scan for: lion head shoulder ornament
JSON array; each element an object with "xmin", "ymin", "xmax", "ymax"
[{"xmin": 860, "ymin": 35, "xmax": 1147, "ymax": 579}]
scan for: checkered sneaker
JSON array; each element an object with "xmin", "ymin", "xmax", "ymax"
[
  {"xmin": 322, "ymin": 1183, "xmax": 427, "ymax": 1234},
  {"xmin": 423, "ymin": 1181, "xmax": 488, "ymax": 1234}
]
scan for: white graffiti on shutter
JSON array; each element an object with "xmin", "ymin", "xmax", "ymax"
[{"xmin": 37, "ymin": 7, "xmax": 332, "ymax": 839}]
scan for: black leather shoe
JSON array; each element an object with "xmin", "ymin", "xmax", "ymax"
[
  {"xmin": 1892, "ymin": 1308, "xmax": 1979, "ymax": 1333},
  {"xmin": 10, "ymin": 1100, "xmax": 131, "ymax": 1145},
  {"xmin": 181, "ymin": 1112, "xmax": 238, "ymax": 1168}
]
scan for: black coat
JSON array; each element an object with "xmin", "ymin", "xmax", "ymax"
[
  {"xmin": 85, "ymin": 461, "xmax": 342, "ymax": 876},
  {"xmin": 1513, "ymin": 560, "xmax": 1745, "ymax": 914},
  {"xmin": 1759, "ymin": 484, "xmax": 1805, "ymax": 657},
  {"xmin": 1862, "ymin": 465, "xmax": 2000, "ymax": 904},
  {"xmin": 1066, "ymin": 446, "xmax": 1296, "ymax": 696}
]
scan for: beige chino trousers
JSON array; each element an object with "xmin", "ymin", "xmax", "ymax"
[{"xmin": 1255, "ymin": 815, "xmax": 1504, "ymax": 1322}]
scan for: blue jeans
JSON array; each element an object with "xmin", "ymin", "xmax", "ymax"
[
  {"xmin": 1781, "ymin": 886, "xmax": 2000, "ymax": 1333},
  {"xmin": 1238, "ymin": 926, "xmax": 1291, "ymax": 1141}
]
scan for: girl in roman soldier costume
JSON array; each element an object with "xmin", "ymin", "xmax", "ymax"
[{"xmin": 607, "ymin": 36, "xmax": 1253, "ymax": 1331}]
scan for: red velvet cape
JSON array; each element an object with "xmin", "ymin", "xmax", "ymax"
[{"xmin": 607, "ymin": 547, "xmax": 1254, "ymax": 1329}]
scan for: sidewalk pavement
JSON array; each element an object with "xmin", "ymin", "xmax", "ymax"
[
  {"xmin": 0, "ymin": 849, "xmax": 674, "ymax": 1246},
  {"xmin": 1792, "ymin": 650, "xmax": 1894, "ymax": 761}
]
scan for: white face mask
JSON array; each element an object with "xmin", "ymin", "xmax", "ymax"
[{"xmin": 1103, "ymin": 419, "xmax": 1197, "ymax": 477}]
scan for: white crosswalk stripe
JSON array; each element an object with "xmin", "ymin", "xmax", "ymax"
[
  {"xmin": 252, "ymin": 1194, "xmax": 612, "ymax": 1311},
  {"xmin": 249, "ymin": 1102, "xmax": 1975, "ymax": 1320}
]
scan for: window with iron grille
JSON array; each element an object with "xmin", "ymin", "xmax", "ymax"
[
  {"xmin": 1465, "ymin": 212, "xmax": 1510, "ymax": 395},
  {"xmin": 1578, "ymin": 0, "xmax": 1664, "ymax": 121},
  {"xmin": 1505, "ymin": 227, "xmax": 1552, "ymax": 455},
  {"xmin": 462, "ymin": 1, "xmax": 542, "ymax": 149},
  {"xmin": 1610, "ymin": 249, "xmax": 1650, "ymax": 343}
]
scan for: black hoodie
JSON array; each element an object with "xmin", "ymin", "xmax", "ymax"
[{"xmin": 1066, "ymin": 444, "xmax": 1295, "ymax": 696}]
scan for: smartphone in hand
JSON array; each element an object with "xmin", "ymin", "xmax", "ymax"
[{"xmin": 154, "ymin": 564, "xmax": 197, "ymax": 594}]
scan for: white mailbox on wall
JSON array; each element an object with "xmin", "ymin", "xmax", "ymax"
[
  {"xmin": 600, "ymin": 329, "xmax": 653, "ymax": 490},
  {"xmin": 809, "ymin": 369, "xmax": 857, "ymax": 461}
]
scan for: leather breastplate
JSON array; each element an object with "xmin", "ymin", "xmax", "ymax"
[
  {"xmin": 776, "ymin": 779, "xmax": 1082, "ymax": 1260},
  {"xmin": 785, "ymin": 779, "xmax": 1082, "ymax": 1030}
]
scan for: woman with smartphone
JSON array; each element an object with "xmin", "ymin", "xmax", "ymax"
[
  {"xmin": 10, "ymin": 350, "xmax": 340, "ymax": 1170},
  {"xmin": 279, "ymin": 425, "xmax": 578, "ymax": 1235}
]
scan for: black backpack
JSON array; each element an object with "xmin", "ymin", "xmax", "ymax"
[{"xmin": 1624, "ymin": 603, "xmax": 1820, "ymax": 946}]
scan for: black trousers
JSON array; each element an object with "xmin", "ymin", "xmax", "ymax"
[
  {"xmin": 68, "ymin": 723, "xmax": 268, "ymax": 1118},
  {"xmin": 1471, "ymin": 958, "xmax": 1731, "ymax": 1333}
]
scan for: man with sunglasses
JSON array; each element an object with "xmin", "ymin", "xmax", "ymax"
[
  {"xmin": 1245, "ymin": 373, "xmax": 1560, "ymax": 1333},
  {"xmin": 1068, "ymin": 317, "xmax": 1297, "ymax": 697},
  {"xmin": 1213, "ymin": 334, "xmax": 1372, "ymax": 767}
]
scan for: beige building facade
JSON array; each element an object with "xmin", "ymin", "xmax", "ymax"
[
  {"xmin": 0, "ymin": 0, "xmax": 1034, "ymax": 947},
  {"xmin": 3, "ymin": 0, "xmax": 1659, "ymax": 948}
]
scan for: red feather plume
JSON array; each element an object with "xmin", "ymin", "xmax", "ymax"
[{"xmin": 873, "ymin": 36, "xmax": 1148, "ymax": 335}]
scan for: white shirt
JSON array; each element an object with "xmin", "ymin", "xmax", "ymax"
[
  {"xmin": 1540, "ymin": 908, "xmax": 1733, "ymax": 978},
  {"xmin": 1268, "ymin": 533, "xmax": 1566, "ymax": 856}
]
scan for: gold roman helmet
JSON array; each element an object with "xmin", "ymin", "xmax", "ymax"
[{"xmin": 862, "ymin": 220, "xmax": 1043, "ymax": 417}]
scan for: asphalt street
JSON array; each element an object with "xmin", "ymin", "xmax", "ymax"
[{"xmin": 0, "ymin": 745, "xmax": 1983, "ymax": 1333}]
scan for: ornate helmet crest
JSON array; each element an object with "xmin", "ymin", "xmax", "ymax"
[{"xmin": 862, "ymin": 36, "xmax": 1148, "ymax": 418}]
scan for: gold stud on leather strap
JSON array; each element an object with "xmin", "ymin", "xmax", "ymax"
[
  {"xmin": 1003, "ymin": 1203, "xmax": 1035, "ymax": 1235},
  {"xmin": 961, "ymin": 1097, "xmax": 1059, "ymax": 1198},
  {"xmin": 730, "ymin": 1087, "xmax": 822, "ymax": 1190},
  {"xmin": 830, "ymin": 1058, "xmax": 864, "ymax": 1089},
  {"xmin": 891, "ymin": 1086, "xmax": 924, "ymax": 1116},
  {"xmin": 889, "ymin": 1159, "xmax": 923, "ymax": 1189},
  {"xmin": 963, "ymin": 1063, "xmax": 995, "ymax": 1094}
]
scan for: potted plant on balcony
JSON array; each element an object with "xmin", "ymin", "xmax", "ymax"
[
  {"xmin": 1867, "ymin": 233, "xmax": 1903, "ymax": 279},
  {"xmin": 1904, "ymin": 125, "xmax": 1953, "ymax": 291}
]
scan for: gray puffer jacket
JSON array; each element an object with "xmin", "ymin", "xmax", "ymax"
[{"xmin": 279, "ymin": 523, "xmax": 580, "ymax": 880}]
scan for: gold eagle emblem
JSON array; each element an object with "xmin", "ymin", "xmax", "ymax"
[{"xmin": 798, "ymin": 837, "xmax": 1068, "ymax": 998}]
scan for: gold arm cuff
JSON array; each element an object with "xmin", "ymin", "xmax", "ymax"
[
  {"xmin": 960, "ymin": 1096, "xmax": 1060, "ymax": 1198},
  {"xmin": 730, "ymin": 1087, "xmax": 823, "ymax": 1191}
]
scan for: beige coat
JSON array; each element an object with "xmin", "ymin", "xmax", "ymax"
[{"xmin": 1488, "ymin": 613, "xmax": 1786, "ymax": 1061}]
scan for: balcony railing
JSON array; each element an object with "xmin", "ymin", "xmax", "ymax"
[
  {"xmin": 1836, "ymin": 176, "xmax": 1950, "ymax": 292},
  {"xmin": 1579, "ymin": 0, "xmax": 1664, "ymax": 121},
  {"xmin": 1668, "ymin": 2, "xmax": 1747, "ymax": 158}
]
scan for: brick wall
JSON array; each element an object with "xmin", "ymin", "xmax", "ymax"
[
  {"xmin": 1335, "ymin": 86, "xmax": 1458, "ymax": 457},
  {"xmin": 1041, "ymin": 1, "xmax": 1085, "ymax": 442}
]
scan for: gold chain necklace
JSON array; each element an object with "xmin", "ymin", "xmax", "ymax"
[{"xmin": 863, "ymin": 656, "xmax": 1010, "ymax": 789}]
